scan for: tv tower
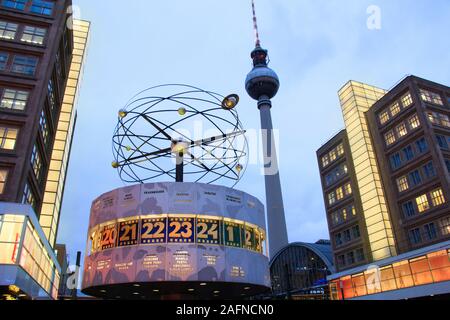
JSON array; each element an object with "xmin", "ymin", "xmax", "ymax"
[{"xmin": 245, "ymin": 0, "xmax": 288, "ymax": 258}]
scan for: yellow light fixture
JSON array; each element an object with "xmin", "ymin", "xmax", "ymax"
[
  {"xmin": 235, "ymin": 164, "xmax": 243, "ymax": 174},
  {"xmin": 8, "ymin": 285, "xmax": 20, "ymax": 294},
  {"xmin": 126, "ymin": 146, "xmax": 132, "ymax": 152},
  {"xmin": 222, "ymin": 94, "xmax": 239, "ymax": 110},
  {"xmin": 112, "ymin": 161, "xmax": 119, "ymax": 169},
  {"xmin": 118, "ymin": 110, "xmax": 128, "ymax": 118},
  {"xmin": 178, "ymin": 107, "xmax": 186, "ymax": 116}
]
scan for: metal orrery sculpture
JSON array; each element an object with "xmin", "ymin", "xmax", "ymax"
[{"xmin": 112, "ymin": 84, "xmax": 248, "ymax": 188}]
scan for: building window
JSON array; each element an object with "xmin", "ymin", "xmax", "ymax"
[
  {"xmin": 408, "ymin": 114, "xmax": 421, "ymax": 130},
  {"xmin": 440, "ymin": 217, "xmax": 450, "ymax": 236},
  {"xmin": 0, "ymin": 52, "xmax": 8, "ymax": 70},
  {"xmin": 0, "ymin": 168, "xmax": 8, "ymax": 194},
  {"xmin": 409, "ymin": 170, "xmax": 422, "ymax": 187},
  {"xmin": 344, "ymin": 183, "xmax": 352, "ymax": 196},
  {"xmin": 402, "ymin": 93, "xmax": 413, "ymax": 107},
  {"xmin": 21, "ymin": 26, "xmax": 46, "ymax": 45},
  {"xmin": 0, "ymin": 21, "xmax": 18, "ymax": 40},
  {"xmin": 347, "ymin": 252, "xmax": 355, "ymax": 265},
  {"xmin": 336, "ymin": 187, "xmax": 344, "ymax": 201},
  {"xmin": 416, "ymin": 194, "xmax": 430, "ymax": 213},
  {"xmin": 1, "ymin": 0, "xmax": 26, "ymax": 11},
  {"xmin": 352, "ymin": 225, "xmax": 361, "ymax": 239},
  {"xmin": 430, "ymin": 188, "xmax": 445, "ymax": 207},
  {"xmin": 385, "ymin": 130, "xmax": 396, "ymax": 146},
  {"xmin": 11, "ymin": 55, "xmax": 38, "ymax": 75},
  {"xmin": 390, "ymin": 102, "xmax": 401, "ymax": 117},
  {"xmin": 335, "ymin": 234, "xmax": 343, "ymax": 246},
  {"xmin": 396, "ymin": 123, "xmax": 408, "ymax": 138},
  {"xmin": 420, "ymin": 89, "xmax": 444, "ymax": 106},
  {"xmin": 22, "ymin": 182, "xmax": 36, "ymax": 211},
  {"xmin": 325, "ymin": 163, "xmax": 348, "ymax": 187},
  {"xmin": 424, "ymin": 223, "xmax": 438, "ymax": 241},
  {"xmin": 436, "ymin": 135, "xmax": 448, "ymax": 150},
  {"xmin": 416, "ymin": 138, "xmax": 428, "ymax": 154},
  {"xmin": 337, "ymin": 255, "xmax": 346, "ymax": 267},
  {"xmin": 402, "ymin": 201, "xmax": 416, "ymax": 218},
  {"xmin": 30, "ymin": 144, "xmax": 43, "ymax": 181},
  {"xmin": 0, "ymin": 88, "xmax": 29, "ymax": 111},
  {"xmin": 322, "ymin": 143, "xmax": 344, "ymax": 168},
  {"xmin": 409, "ymin": 228, "xmax": 422, "ymax": 245},
  {"xmin": 390, "ymin": 153, "xmax": 402, "ymax": 170},
  {"xmin": 397, "ymin": 176, "xmax": 409, "ymax": 193},
  {"xmin": 343, "ymin": 230, "xmax": 351, "ymax": 242},
  {"xmin": 328, "ymin": 192, "xmax": 336, "ymax": 206},
  {"xmin": 428, "ymin": 112, "xmax": 450, "ymax": 128},
  {"xmin": 423, "ymin": 162, "xmax": 436, "ymax": 179},
  {"xmin": 0, "ymin": 126, "xmax": 18, "ymax": 150},
  {"xmin": 379, "ymin": 110, "xmax": 390, "ymax": 125},
  {"xmin": 39, "ymin": 110, "xmax": 49, "ymax": 147},
  {"xmin": 403, "ymin": 146, "xmax": 414, "ymax": 161},
  {"xmin": 30, "ymin": 0, "xmax": 54, "ymax": 16},
  {"xmin": 356, "ymin": 248, "xmax": 365, "ymax": 262}
]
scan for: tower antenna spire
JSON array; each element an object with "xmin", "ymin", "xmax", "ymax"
[{"xmin": 251, "ymin": 0, "xmax": 261, "ymax": 47}]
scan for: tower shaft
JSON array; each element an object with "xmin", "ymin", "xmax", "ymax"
[{"xmin": 258, "ymin": 96, "xmax": 289, "ymax": 258}]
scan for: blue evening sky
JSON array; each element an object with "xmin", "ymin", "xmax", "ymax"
[{"xmin": 59, "ymin": 0, "xmax": 450, "ymax": 267}]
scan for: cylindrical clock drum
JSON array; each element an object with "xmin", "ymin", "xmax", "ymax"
[{"xmin": 81, "ymin": 182, "xmax": 270, "ymax": 299}]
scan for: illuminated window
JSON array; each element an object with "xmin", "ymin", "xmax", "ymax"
[
  {"xmin": 430, "ymin": 188, "xmax": 445, "ymax": 207},
  {"xmin": 1, "ymin": 0, "xmax": 26, "ymax": 10},
  {"xmin": 344, "ymin": 183, "xmax": 352, "ymax": 196},
  {"xmin": 0, "ymin": 168, "xmax": 8, "ymax": 194},
  {"xmin": 22, "ymin": 182, "xmax": 36, "ymax": 212},
  {"xmin": 0, "ymin": 88, "xmax": 29, "ymax": 111},
  {"xmin": 329, "ymin": 150, "xmax": 337, "ymax": 162},
  {"xmin": 440, "ymin": 217, "xmax": 450, "ymax": 236},
  {"xmin": 401, "ymin": 93, "xmax": 413, "ymax": 107},
  {"xmin": 322, "ymin": 155, "xmax": 329, "ymax": 168},
  {"xmin": 0, "ymin": 52, "xmax": 8, "ymax": 70},
  {"xmin": 30, "ymin": 0, "xmax": 54, "ymax": 16},
  {"xmin": 379, "ymin": 110, "xmax": 390, "ymax": 125},
  {"xmin": 408, "ymin": 114, "xmax": 420, "ymax": 130},
  {"xmin": 351, "ymin": 205, "xmax": 356, "ymax": 217},
  {"xmin": 420, "ymin": 89, "xmax": 443, "ymax": 106},
  {"xmin": 416, "ymin": 194, "xmax": 430, "ymax": 213},
  {"xmin": 397, "ymin": 176, "xmax": 409, "ymax": 192},
  {"xmin": 396, "ymin": 123, "xmax": 408, "ymax": 138},
  {"xmin": 0, "ymin": 126, "xmax": 18, "ymax": 150},
  {"xmin": 21, "ymin": 26, "xmax": 46, "ymax": 45},
  {"xmin": 11, "ymin": 55, "xmax": 38, "ymax": 75},
  {"xmin": 439, "ymin": 114, "xmax": 450, "ymax": 128},
  {"xmin": 336, "ymin": 187, "xmax": 344, "ymax": 200},
  {"xmin": 390, "ymin": 102, "xmax": 401, "ymax": 116},
  {"xmin": 328, "ymin": 192, "xmax": 336, "ymax": 206},
  {"xmin": 385, "ymin": 130, "xmax": 396, "ymax": 146},
  {"xmin": 337, "ymin": 144, "xmax": 344, "ymax": 156},
  {"xmin": 0, "ymin": 21, "xmax": 18, "ymax": 40},
  {"xmin": 342, "ymin": 208, "xmax": 347, "ymax": 221}
]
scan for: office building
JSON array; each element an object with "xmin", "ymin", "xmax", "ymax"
[
  {"xmin": 317, "ymin": 76, "xmax": 450, "ymax": 299},
  {"xmin": 0, "ymin": 0, "xmax": 89, "ymax": 300}
]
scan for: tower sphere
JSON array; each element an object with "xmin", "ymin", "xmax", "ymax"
[{"xmin": 245, "ymin": 46, "xmax": 280, "ymax": 101}]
